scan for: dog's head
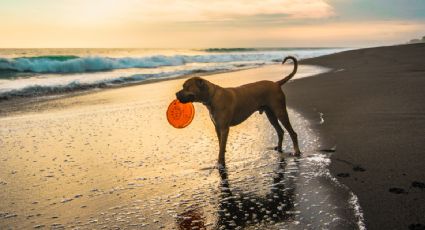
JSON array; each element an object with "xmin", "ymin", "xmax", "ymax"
[{"xmin": 176, "ymin": 77, "xmax": 210, "ymax": 104}]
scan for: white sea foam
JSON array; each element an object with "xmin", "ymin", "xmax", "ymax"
[
  {"xmin": 349, "ymin": 192, "xmax": 367, "ymax": 230},
  {"xmin": 284, "ymin": 108, "xmax": 366, "ymax": 230}
]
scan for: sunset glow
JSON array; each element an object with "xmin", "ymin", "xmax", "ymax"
[{"xmin": 0, "ymin": 0, "xmax": 424, "ymax": 48}]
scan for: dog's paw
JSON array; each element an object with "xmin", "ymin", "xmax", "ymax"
[
  {"xmin": 273, "ymin": 146, "xmax": 283, "ymax": 153},
  {"xmin": 290, "ymin": 151, "xmax": 302, "ymax": 157}
]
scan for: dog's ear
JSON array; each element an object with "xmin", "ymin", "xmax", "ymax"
[{"xmin": 196, "ymin": 78, "xmax": 206, "ymax": 90}]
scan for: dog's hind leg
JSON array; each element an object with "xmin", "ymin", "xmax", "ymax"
[
  {"xmin": 264, "ymin": 108, "xmax": 284, "ymax": 153},
  {"xmin": 275, "ymin": 107, "xmax": 301, "ymax": 156}
]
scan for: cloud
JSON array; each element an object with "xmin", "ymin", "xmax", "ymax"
[
  {"xmin": 131, "ymin": 0, "xmax": 335, "ymax": 22},
  {"xmin": 0, "ymin": 0, "xmax": 335, "ymax": 26},
  {"xmin": 3, "ymin": 0, "xmax": 424, "ymax": 48}
]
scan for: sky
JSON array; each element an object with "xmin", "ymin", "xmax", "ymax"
[{"xmin": 0, "ymin": 0, "xmax": 424, "ymax": 48}]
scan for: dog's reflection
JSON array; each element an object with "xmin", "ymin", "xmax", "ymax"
[
  {"xmin": 176, "ymin": 155, "xmax": 297, "ymax": 229},
  {"xmin": 176, "ymin": 208, "xmax": 206, "ymax": 230},
  {"xmin": 215, "ymin": 156, "xmax": 295, "ymax": 229}
]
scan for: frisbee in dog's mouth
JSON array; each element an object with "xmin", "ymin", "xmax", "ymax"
[{"xmin": 166, "ymin": 99, "xmax": 195, "ymax": 128}]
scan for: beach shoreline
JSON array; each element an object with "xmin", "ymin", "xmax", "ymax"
[
  {"xmin": 285, "ymin": 43, "xmax": 425, "ymax": 229},
  {"xmin": 0, "ymin": 64, "xmax": 329, "ymax": 117},
  {"xmin": 0, "ymin": 67, "xmax": 251, "ymax": 116}
]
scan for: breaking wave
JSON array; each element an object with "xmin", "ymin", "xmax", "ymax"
[
  {"xmin": 0, "ymin": 54, "xmax": 284, "ymax": 73},
  {"xmin": 0, "ymin": 48, "xmax": 344, "ymax": 74}
]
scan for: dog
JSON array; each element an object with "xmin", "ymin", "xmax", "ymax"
[{"xmin": 176, "ymin": 56, "xmax": 301, "ymax": 166}]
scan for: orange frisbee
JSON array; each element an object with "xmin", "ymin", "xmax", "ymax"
[{"xmin": 166, "ymin": 99, "xmax": 195, "ymax": 128}]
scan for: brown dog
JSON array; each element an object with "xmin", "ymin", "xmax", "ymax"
[{"xmin": 176, "ymin": 56, "xmax": 301, "ymax": 166}]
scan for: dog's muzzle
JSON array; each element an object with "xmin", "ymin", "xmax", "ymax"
[{"xmin": 176, "ymin": 91, "xmax": 195, "ymax": 103}]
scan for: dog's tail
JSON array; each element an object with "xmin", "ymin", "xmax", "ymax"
[{"xmin": 276, "ymin": 56, "xmax": 298, "ymax": 86}]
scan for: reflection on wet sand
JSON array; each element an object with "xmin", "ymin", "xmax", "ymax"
[
  {"xmin": 177, "ymin": 154, "xmax": 299, "ymax": 229},
  {"xmin": 176, "ymin": 208, "xmax": 206, "ymax": 230},
  {"xmin": 216, "ymin": 157, "xmax": 295, "ymax": 229}
]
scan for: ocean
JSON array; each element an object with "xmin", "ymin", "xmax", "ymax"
[{"xmin": 0, "ymin": 48, "xmax": 346, "ymax": 100}]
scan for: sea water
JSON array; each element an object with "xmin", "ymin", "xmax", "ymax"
[{"xmin": 0, "ymin": 48, "xmax": 347, "ymax": 99}]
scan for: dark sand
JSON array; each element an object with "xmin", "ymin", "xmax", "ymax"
[{"xmin": 284, "ymin": 43, "xmax": 425, "ymax": 229}]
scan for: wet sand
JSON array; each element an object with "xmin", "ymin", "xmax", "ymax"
[
  {"xmin": 285, "ymin": 43, "xmax": 425, "ymax": 229},
  {"xmin": 0, "ymin": 65, "xmax": 363, "ymax": 229}
]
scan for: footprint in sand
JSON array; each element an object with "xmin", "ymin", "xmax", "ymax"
[
  {"xmin": 388, "ymin": 187, "xmax": 408, "ymax": 194},
  {"xmin": 337, "ymin": 173, "xmax": 350, "ymax": 178},
  {"xmin": 352, "ymin": 165, "xmax": 366, "ymax": 172},
  {"xmin": 411, "ymin": 181, "xmax": 425, "ymax": 190},
  {"xmin": 408, "ymin": 223, "xmax": 425, "ymax": 230}
]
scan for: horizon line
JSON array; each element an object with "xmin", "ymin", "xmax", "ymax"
[{"xmin": 0, "ymin": 46, "xmax": 359, "ymax": 50}]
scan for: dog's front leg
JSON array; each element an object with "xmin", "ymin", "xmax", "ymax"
[
  {"xmin": 215, "ymin": 126, "xmax": 221, "ymax": 143},
  {"xmin": 218, "ymin": 127, "xmax": 229, "ymax": 166}
]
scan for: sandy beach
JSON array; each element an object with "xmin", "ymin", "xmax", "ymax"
[
  {"xmin": 286, "ymin": 43, "xmax": 425, "ymax": 229},
  {"xmin": 0, "ymin": 64, "xmax": 363, "ymax": 229}
]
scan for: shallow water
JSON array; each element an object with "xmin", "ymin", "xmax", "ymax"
[{"xmin": 0, "ymin": 93, "xmax": 364, "ymax": 230}]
